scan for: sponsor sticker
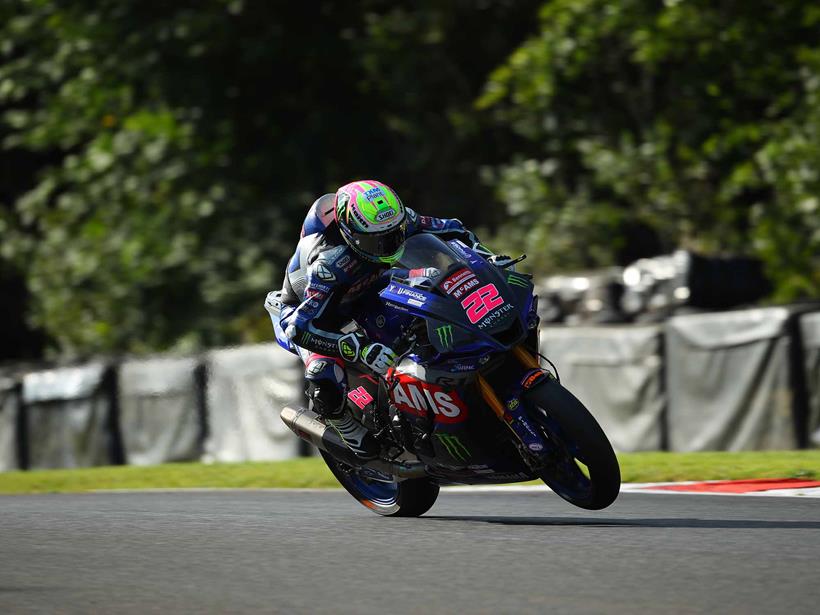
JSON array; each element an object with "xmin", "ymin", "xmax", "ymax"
[
  {"xmin": 521, "ymin": 369, "xmax": 546, "ymax": 390},
  {"xmin": 336, "ymin": 192, "xmax": 350, "ymax": 215},
  {"xmin": 442, "ymin": 268, "xmax": 476, "ymax": 294},
  {"xmin": 347, "ymin": 386, "xmax": 374, "ymax": 410},
  {"xmin": 299, "ymin": 331, "xmax": 336, "ymax": 354},
  {"xmin": 338, "ymin": 333, "xmax": 361, "ymax": 361},
  {"xmin": 305, "ymin": 288, "xmax": 327, "ymax": 301},
  {"xmin": 307, "ymin": 360, "xmax": 329, "ymax": 376},
  {"xmin": 375, "ymin": 208, "xmax": 396, "ymax": 222},
  {"xmin": 451, "ymin": 277, "xmax": 480, "ymax": 300},
  {"xmin": 435, "ymin": 433, "xmax": 470, "ymax": 462},
  {"xmin": 435, "ymin": 324, "xmax": 454, "ymax": 349},
  {"xmin": 478, "ymin": 302, "xmax": 515, "ymax": 329},
  {"xmin": 314, "ymin": 263, "xmax": 336, "ymax": 282},
  {"xmin": 507, "ymin": 272, "xmax": 530, "ymax": 288},
  {"xmin": 395, "ymin": 287, "xmax": 427, "ymax": 303},
  {"xmin": 390, "ymin": 374, "xmax": 468, "ymax": 424},
  {"xmin": 461, "ymin": 283, "xmax": 505, "ymax": 324},
  {"xmin": 449, "ymin": 362, "xmax": 478, "ymax": 373}
]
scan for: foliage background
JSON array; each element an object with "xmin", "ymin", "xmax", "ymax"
[{"xmin": 1, "ymin": 0, "xmax": 818, "ymax": 359}]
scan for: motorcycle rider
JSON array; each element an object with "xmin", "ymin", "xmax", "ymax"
[{"xmin": 267, "ymin": 179, "xmax": 509, "ymax": 458}]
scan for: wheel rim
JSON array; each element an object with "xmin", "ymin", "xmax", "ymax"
[
  {"xmin": 538, "ymin": 415, "xmax": 595, "ymax": 503},
  {"xmin": 339, "ymin": 463, "xmax": 399, "ymax": 508}
]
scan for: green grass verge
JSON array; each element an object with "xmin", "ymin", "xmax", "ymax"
[{"xmin": 1, "ymin": 451, "xmax": 819, "ymax": 494}]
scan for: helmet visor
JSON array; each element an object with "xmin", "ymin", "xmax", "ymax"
[{"xmin": 351, "ymin": 222, "xmax": 407, "ymax": 262}]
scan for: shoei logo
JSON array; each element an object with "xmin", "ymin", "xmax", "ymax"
[
  {"xmin": 390, "ymin": 374, "xmax": 468, "ymax": 423},
  {"xmin": 375, "ymin": 208, "xmax": 396, "ymax": 222}
]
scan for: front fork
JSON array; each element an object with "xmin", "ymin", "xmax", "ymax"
[{"xmin": 476, "ymin": 346, "xmax": 552, "ymax": 464}]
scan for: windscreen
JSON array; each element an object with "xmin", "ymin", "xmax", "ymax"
[{"xmin": 396, "ymin": 233, "xmax": 464, "ymax": 272}]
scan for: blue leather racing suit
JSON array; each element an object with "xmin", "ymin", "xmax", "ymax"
[{"xmin": 266, "ymin": 193, "xmax": 478, "ymax": 418}]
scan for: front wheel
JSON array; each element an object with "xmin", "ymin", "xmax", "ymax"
[
  {"xmin": 319, "ymin": 450, "xmax": 440, "ymax": 517},
  {"xmin": 524, "ymin": 378, "xmax": 620, "ymax": 510}
]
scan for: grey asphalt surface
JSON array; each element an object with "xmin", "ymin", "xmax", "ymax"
[{"xmin": 1, "ymin": 490, "xmax": 818, "ymax": 614}]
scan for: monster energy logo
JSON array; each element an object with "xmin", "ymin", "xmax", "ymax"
[
  {"xmin": 435, "ymin": 324, "xmax": 454, "ymax": 349},
  {"xmin": 436, "ymin": 433, "xmax": 470, "ymax": 462},
  {"xmin": 507, "ymin": 272, "xmax": 530, "ymax": 288}
]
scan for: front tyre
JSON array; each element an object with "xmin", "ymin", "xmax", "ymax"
[
  {"xmin": 319, "ymin": 450, "xmax": 439, "ymax": 517},
  {"xmin": 524, "ymin": 378, "xmax": 620, "ymax": 510}
]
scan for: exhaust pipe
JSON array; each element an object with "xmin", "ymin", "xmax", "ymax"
[{"xmin": 280, "ymin": 405, "xmax": 427, "ymax": 480}]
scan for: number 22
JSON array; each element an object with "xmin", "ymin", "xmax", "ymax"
[{"xmin": 461, "ymin": 284, "xmax": 504, "ymax": 324}]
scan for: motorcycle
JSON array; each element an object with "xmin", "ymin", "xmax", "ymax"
[{"xmin": 275, "ymin": 233, "xmax": 620, "ymax": 516}]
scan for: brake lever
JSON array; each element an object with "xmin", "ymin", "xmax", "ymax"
[{"xmin": 499, "ymin": 254, "xmax": 528, "ymax": 269}]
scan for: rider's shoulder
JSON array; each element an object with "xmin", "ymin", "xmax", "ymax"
[
  {"xmin": 302, "ymin": 193, "xmax": 336, "ymax": 236},
  {"xmin": 307, "ymin": 244, "xmax": 360, "ymax": 284}
]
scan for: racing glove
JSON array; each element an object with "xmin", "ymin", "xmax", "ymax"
[
  {"xmin": 337, "ymin": 333, "xmax": 397, "ymax": 376},
  {"xmin": 361, "ymin": 343, "xmax": 397, "ymax": 376}
]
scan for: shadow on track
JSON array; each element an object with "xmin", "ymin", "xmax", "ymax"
[{"xmin": 425, "ymin": 516, "xmax": 820, "ymax": 530}]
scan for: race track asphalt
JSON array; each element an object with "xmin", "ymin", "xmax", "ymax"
[{"xmin": 1, "ymin": 489, "xmax": 818, "ymax": 614}]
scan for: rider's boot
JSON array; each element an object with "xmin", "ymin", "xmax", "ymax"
[
  {"xmin": 309, "ymin": 381, "xmax": 379, "ymax": 460},
  {"xmin": 326, "ymin": 411, "xmax": 379, "ymax": 460}
]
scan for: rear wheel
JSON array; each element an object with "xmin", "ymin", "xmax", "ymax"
[
  {"xmin": 319, "ymin": 450, "xmax": 440, "ymax": 517},
  {"xmin": 524, "ymin": 378, "xmax": 620, "ymax": 510}
]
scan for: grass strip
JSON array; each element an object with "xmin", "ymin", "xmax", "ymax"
[{"xmin": 1, "ymin": 451, "xmax": 819, "ymax": 495}]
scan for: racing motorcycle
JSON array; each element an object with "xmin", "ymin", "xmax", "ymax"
[{"xmin": 275, "ymin": 233, "xmax": 620, "ymax": 516}]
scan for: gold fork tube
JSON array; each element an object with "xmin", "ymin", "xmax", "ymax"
[
  {"xmin": 512, "ymin": 345, "xmax": 540, "ymax": 370},
  {"xmin": 477, "ymin": 375, "xmax": 506, "ymax": 420}
]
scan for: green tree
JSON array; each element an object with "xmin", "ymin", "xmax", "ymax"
[
  {"xmin": 0, "ymin": 0, "xmax": 539, "ymax": 357},
  {"xmin": 480, "ymin": 0, "xmax": 820, "ymax": 298}
]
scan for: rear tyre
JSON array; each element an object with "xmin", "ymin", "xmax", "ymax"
[
  {"xmin": 524, "ymin": 378, "xmax": 620, "ymax": 510},
  {"xmin": 320, "ymin": 450, "xmax": 439, "ymax": 517}
]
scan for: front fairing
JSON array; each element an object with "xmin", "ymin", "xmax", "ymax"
[
  {"xmin": 350, "ymin": 234, "xmax": 542, "ymax": 483},
  {"xmin": 373, "ymin": 236, "xmax": 533, "ymax": 359}
]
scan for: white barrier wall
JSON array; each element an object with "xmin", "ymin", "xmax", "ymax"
[
  {"xmin": 22, "ymin": 364, "xmax": 113, "ymax": 469},
  {"xmin": 0, "ymin": 377, "xmax": 18, "ymax": 471},
  {"xmin": 119, "ymin": 356, "xmax": 203, "ymax": 465},
  {"xmin": 801, "ymin": 312, "xmax": 820, "ymax": 448},
  {"xmin": 541, "ymin": 325, "xmax": 665, "ymax": 451},
  {"xmin": 665, "ymin": 308, "xmax": 797, "ymax": 451},
  {"xmin": 203, "ymin": 343, "xmax": 303, "ymax": 462}
]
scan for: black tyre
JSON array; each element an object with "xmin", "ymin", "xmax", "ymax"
[
  {"xmin": 524, "ymin": 378, "xmax": 620, "ymax": 510},
  {"xmin": 319, "ymin": 450, "xmax": 440, "ymax": 517}
]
